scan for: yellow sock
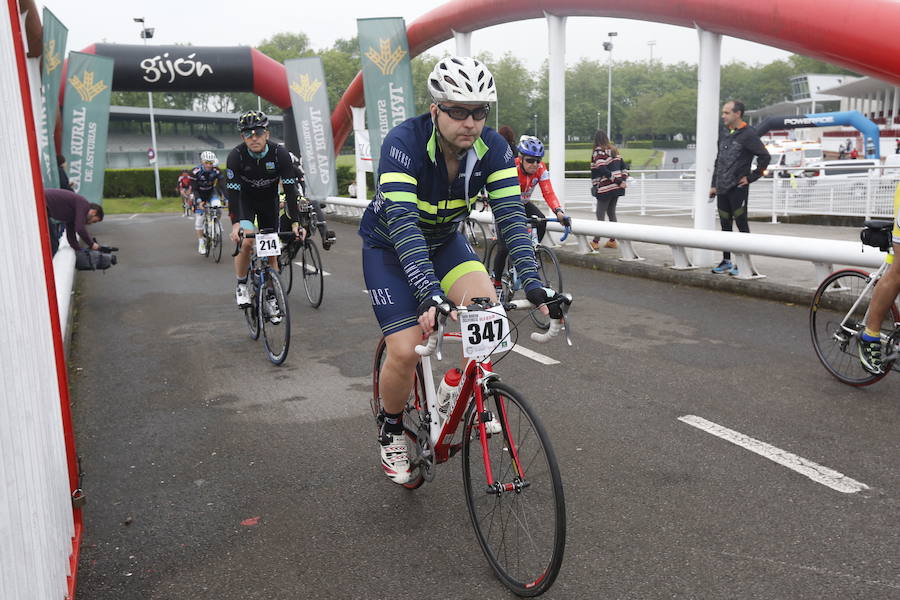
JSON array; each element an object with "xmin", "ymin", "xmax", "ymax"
[{"xmin": 864, "ymin": 328, "xmax": 881, "ymax": 339}]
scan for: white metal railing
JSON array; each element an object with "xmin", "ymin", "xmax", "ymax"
[
  {"xmin": 324, "ymin": 195, "xmax": 885, "ymax": 284},
  {"xmin": 557, "ymin": 165, "xmax": 900, "ymax": 221}
]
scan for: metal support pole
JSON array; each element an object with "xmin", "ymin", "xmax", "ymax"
[
  {"xmin": 546, "ymin": 12, "xmax": 566, "ymax": 210},
  {"xmin": 351, "ymin": 106, "xmax": 368, "ymax": 201},
  {"xmin": 140, "ymin": 29, "xmax": 161, "ymax": 200},
  {"xmin": 452, "ymin": 30, "xmax": 472, "ymax": 56},
  {"xmin": 692, "ymin": 26, "xmax": 721, "ymax": 267}
]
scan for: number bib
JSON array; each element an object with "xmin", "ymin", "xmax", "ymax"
[
  {"xmin": 461, "ymin": 306, "xmax": 511, "ymax": 358},
  {"xmin": 255, "ymin": 233, "xmax": 281, "ymax": 257}
]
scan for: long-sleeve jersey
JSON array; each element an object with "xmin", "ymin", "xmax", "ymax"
[
  {"xmin": 358, "ymin": 113, "xmax": 542, "ymax": 302},
  {"xmin": 189, "ymin": 165, "xmax": 225, "ymax": 200},
  {"xmin": 225, "ymin": 141, "xmax": 300, "ymax": 223},
  {"xmin": 515, "ymin": 156, "xmax": 561, "ymax": 212}
]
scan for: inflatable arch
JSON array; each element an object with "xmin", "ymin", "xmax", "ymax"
[
  {"xmin": 756, "ymin": 111, "xmax": 881, "ymax": 158},
  {"xmin": 331, "ymin": 0, "xmax": 900, "ymax": 151}
]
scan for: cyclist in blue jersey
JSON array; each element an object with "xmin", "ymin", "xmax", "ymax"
[{"xmin": 359, "ymin": 57, "xmax": 564, "ymax": 484}]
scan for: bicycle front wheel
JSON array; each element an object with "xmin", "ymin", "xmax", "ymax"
[
  {"xmin": 261, "ymin": 273, "xmax": 291, "ymax": 365},
  {"xmin": 371, "ymin": 338, "xmax": 426, "ymax": 489},
  {"xmin": 302, "ymin": 241, "xmax": 324, "ymax": 308},
  {"xmin": 462, "ymin": 382, "xmax": 565, "ymax": 596},
  {"xmin": 464, "ymin": 218, "xmax": 490, "ymax": 262},
  {"xmin": 244, "ymin": 282, "xmax": 260, "ymax": 341},
  {"xmin": 213, "ymin": 219, "xmax": 223, "ymax": 263},
  {"xmin": 279, "ymin": 248, "xmax": 294, "ymax": 295},
  {"xmin": 531, "ymin": 246, "xmax": 564, "ymax": 331},
  {"xmin": 810, "ymin": 268, "xmax": 897, "ymax": 386}
]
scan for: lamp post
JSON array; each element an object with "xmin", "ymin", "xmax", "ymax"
[
  {"xmin": 533, "ymin": 113, "xmax": 537, "ymax": 137},
  {"xmin": 603, "ymin": 32, "xmax": 617, "ymax": 137},
  {"xmin": 648, "ymin": 40, "xmax": 656, "ymax": 63},
  {"xmin": 134, "ymin": 17, "xmax": 161, "ymax": 200},
  {"xmin": 597, "ymin": 111, "xmax": 601, "ymax": 132}
]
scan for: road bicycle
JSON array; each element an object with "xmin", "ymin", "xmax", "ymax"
[
  {"xmin": 485, "ymin": 216, "xmax": 570, "ymax": 330},
  {"xmin": 371, "ymin": 295, "xmax": 573, "ymax": 596},
  {"xmin": 232, "ymin": 229, "xmax": 295, "ymax": 365},
  {"xmin": 810, "ymin": 220, "xmax": 900, "ymax": 385},
  {"xmin": 278, "ymin": 202, "xmax": 325, "ymax": 307},
  {"xmin": 201, "ymin": 197, "xmax": 225, "ymax": 263},
  {"xmin": 460, "ymin": 193, "xmax": 494, "ymax": 262}
]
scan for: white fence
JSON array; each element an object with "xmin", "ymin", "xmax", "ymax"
[
  {"xmin": 556, "ymin": 166, "xmax": 899, "ymax": 221},
  {"xmin": 325, "ymin": 196, "xmax": 885, "ymax": 284},
  {"xmin": 2, "ymin": 4, "xmax": 79, "ymax": 600}
]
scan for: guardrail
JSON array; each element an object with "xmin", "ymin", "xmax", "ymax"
[{"xmin": 325, "ymin": 195, "xmax": 885, "ymax": 283}]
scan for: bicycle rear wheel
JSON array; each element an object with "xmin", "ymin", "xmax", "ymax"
[
  {"xmin": 261, "ymin": 273, "xmax": 290, "ymax": 365},
  {"xmin": 371, "ymin": 338, "xmax": 425, "ymax": 489},
  {"xmin": 809, "ymin": 268, "xmax": 898, "ymax": 386},
  {"xmin": 462, "ymin": 381, "xmax": 565, "ymax": 596},
  {"xmin": 302, "ymin": 241, "xmax": 324, "ymax": 308},
  {"xmin": 531, "ymin": 246, "xmax": 564, "ymax": 331},
  {"xmin": 213, "ymin": 219, "xmax": 223, "ymax": 263}
]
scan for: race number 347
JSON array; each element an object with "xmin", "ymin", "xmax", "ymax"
[
  {"xmin": 461, "ymin": 306, "xmax": 510, "ymax": 358},
  {"xmin": 255, "ymin": 233, "xmax": 281, "ymax": 257}
]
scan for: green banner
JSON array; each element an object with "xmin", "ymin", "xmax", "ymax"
[
  {"xmin": 61, "ymin": 52, "xmax": 114, "ymax": 204},
  {"xmin": 285, "ymin": 57, "xmax": 337, "ymax": 201},
  {"xmin": 357, "ymin": 17, "xmax": 415, "ymax": 175},
  {"xmin": 38, "ymin": 8, "xmax": 67, "ymax": 190}
]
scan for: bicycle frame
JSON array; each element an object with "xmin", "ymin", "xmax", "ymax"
[{"xmin": 831, "ymin": 262, "xmax": 888, "ymax": 336}]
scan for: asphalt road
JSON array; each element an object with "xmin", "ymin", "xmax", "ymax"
[{"xmin": 71, "ymin": 214, "xmax": 900, "ymax": 599}]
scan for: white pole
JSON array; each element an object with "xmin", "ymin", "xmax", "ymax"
[
  {"xmin": 892, "ymin": 87, "xmax": 900, "ymax": 125},
  {"xmin": 693, "ymin": 26, "xmax": 721, "ymax": 267},
  {"xmin": 141, "ymin": 31, "xmax": 161, "ymax": 200},
  {"xmin": 351, "ymin": 106, "xmax": 368, "ymax": 200},
  {"xmin": 606, "ymin": 45, "xmax": 613, "ymax": 135},
  {"xmin": 546, "ymin": 12, "xmax": 566, "ymax": 209},
  {"xmin": 452, "ymin": 30, "xmax": 472, "ymax": 56}
]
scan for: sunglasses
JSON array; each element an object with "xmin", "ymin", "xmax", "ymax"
[
  {"xmin": 437, "ymin": 103, "xmax": 490, "ymax": 121},
  {"xmin": 522, "ymin": 157, "xmax": 540, "ymax": 164},
  {"xmin": 241, "ymin": 127, "xmax": 268, "ymax": 140}
]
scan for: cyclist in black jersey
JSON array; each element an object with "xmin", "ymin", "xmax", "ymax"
[
  {"xmin": 226, "ymin": 110, "xmax": 301, "ymax": 307},
  {"xmin": 279, "ymin": 150, "xmax": 336, "ymax": 250},
  {"xmin": 191, "ymin": 151, "xmax": 226, "ymax": 254}
]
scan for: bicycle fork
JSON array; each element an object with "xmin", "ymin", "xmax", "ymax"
[{"xmin": 473, "ymin": 371, "xmax": 529, "ymax": 496}]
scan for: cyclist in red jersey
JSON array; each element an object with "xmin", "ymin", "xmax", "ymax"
[{"xmin": 490, "ymin": 135, "xmax": 571, "ymax": 288}]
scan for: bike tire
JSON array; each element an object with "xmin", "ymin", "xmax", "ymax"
[
  {"xmin": 213, "ymin": 219, "xmax": 223, "ymax": 263},
  {"xmin": 809, "ymin": 268, "xmax": 898, "ymax": 386},
  {"xmin": 279, "ymin": 248, "xmax": 294, "ymax": 295},
  {"xmin": 465, "ymin": 218, "xmax": 490, "ymax": 262},
  {"xmin": 262, "ymin": 272, "xmax": 290, "ymax": 365},
  {"xmin": 462, "ymin": 381, "xmax": 565, "ymax": 596},
  {"xmin": 203, "ymin": 226, "xmax": 211, "ymax": 258},
  {"xmin": 484, "ymin": 241, "xmax": 514, "ymax": 303},
  {"xmin": 244, "ymin": 279, "xmax": 260, "ymax": 341},
  {"xmin": 302, "ymin": 241, "xmax": 324, "ymax": 308},
  {"xmin": 531, "ymin": 246, "xmax": 564, "ymax": 331},
  {"xmin": 371, "ymin": 338, "xmax": 426, "ymax": 490}
]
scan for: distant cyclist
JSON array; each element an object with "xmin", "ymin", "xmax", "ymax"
[
  {"xmin": 190, "ymin": 151, "xmax": 226, "ymax": 254},
  {"xmin": 360, "ymin": 57, "xmax": 564, "ymax": 484},
  {"xmin": 279, "ymin": 150, "xmax": 336, "ymax": 250},
  {"xmin": 176, "ymin": 170, "xmax": 193, "ymax": 217},
  {"xmin": 859, "ymin": 184, "xmax": 900, "ymax": 374},
  {"xmin": 226, "ymin": 110, "xmax": 301, "ymax": 307},
  {"xmin": 490, "ymin": 134, "xmax": 571, "ymax": 290}
]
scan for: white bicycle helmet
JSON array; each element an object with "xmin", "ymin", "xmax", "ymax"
[
  {"xmin": 200, "ymin": 150, "xmax": 218, "ymax": 164},
  {"xmin": 427, "ymin": 57, "xmax": 497, "ymax": 103}
]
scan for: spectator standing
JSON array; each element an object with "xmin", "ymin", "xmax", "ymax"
[
  {"xmin": 589, "ymin": 129, "xmax": 627, "ymax": 250},
  {"xmin": 895, "ymin": 139, "xmax": 900, "ymax": 154},
  {"xmin": 709, "ymin": 100, "xmax": 769, "ymax": 276},
  {"xmin": 45, "ymin": 188, "xmax": 103, "ymax": 256},
  {"xmin": 57, "ymin": 154, "xmax": 72, "ymax": 191}
]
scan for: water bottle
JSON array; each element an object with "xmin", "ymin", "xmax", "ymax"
[{"xmin": 436, "ymin": 368, "xmax": 462, "ymax": 423}]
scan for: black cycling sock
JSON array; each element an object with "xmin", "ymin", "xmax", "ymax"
[
  {"xmin": 380, "ymin": 409, "xmax": 404, "ymax": 435},
  {"xmin": 237, "ymin": 276, "xmax": 247, "ymax": 284}
]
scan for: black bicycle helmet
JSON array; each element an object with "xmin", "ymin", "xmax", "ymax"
[{"xmin": 238, "ymin": 110, "xmax": 269, "ymax": 131}]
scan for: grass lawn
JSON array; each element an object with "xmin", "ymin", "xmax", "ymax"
[{"xmin": 102, "ymin": 196, "xmax": 183, "ymax": 214}]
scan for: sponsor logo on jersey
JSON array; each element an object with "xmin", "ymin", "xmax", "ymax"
[
  {"xmin": 265, "ymin": 162, "xmax": 276, "ymax": 171},
  {"xmin": 227, "ymin": 169, "xmax": 234, "ymax": 179}
]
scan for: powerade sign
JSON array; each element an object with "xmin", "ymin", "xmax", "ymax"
[
  {"xmin": 93, "ymin": 44, "xmax": 253, "ymax": 91},
  {"xmin": 782, "ymin": 116, "xmax": 836, "ymax": 126}
]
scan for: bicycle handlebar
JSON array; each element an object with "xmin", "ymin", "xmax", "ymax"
[
  {"xmin": 414, "ymin": 294, "xmax": 574, "ymax": 359},
  {"xmin": 230, "ymin": 230, "xmax": 297, "ymax": 257},
  {"xmin": 525, "ymin": 216, "xmax": 571, "ymax": 243}
]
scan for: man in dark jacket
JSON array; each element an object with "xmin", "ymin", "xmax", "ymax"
[
  {"xmin": 709, "ymin": 100, "xmax": 769, "ymax": 276},
  {"xmin": 45, "ymin": 188, "xmax": 103, "ymax": 256}
]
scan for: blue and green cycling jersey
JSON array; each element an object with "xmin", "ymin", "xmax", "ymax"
[{"xmin": 358, "ymin": 113, "xmax": 541, "ymax": 301}]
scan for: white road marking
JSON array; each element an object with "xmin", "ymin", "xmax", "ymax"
[
  {"xmin": 510, "ymin": 344, "xmax": 559, "ymax": 365},
  {"xmin": 129, "ymin": 214, "xmax": 138, "ymax": 219},
  {"xmin": 678, "ymin": 415, "xmax": 870, "ymax": 494},
  {"xmin": 295, "ymin": 262, "xmax": 330, "ymax": 276}
]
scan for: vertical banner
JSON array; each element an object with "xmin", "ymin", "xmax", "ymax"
[
  {"xmin": 61, "ymin": 52, "xmax": 114, "ymax": 204},
  {"xmin": 357, "ymin": 17, "xmax": 415, "ymax": 175},
  {"xmin": 284, "ymin": 57, "xmax": 337, "ymax": 201},
  {"xmin": 38, "ymin": 8, "xmax": 68, "ymax": 189}
]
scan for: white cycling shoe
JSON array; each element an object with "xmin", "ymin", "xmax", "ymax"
[
  {"xmin": 198, "ymin": 239, "xmax": 206, "ymax": 254},
  {"xmin": 379, "ymin": 433, "xmax": 412, "ymax": 485},
  {"xmin": 265, "ymin": 296, "xmax": 282, "ymax": 324},
  {"xmin": 475, "ymin": 411, "xmax": 502, "ymax": 435},
  {"xmin": 235, "ymin": 283, "xmax": 251, "ymax": 307}
]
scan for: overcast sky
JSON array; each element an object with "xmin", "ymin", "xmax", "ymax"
[{"xmin": 42, "ymin": 0, "xmax": 795, "ymax": 70}]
